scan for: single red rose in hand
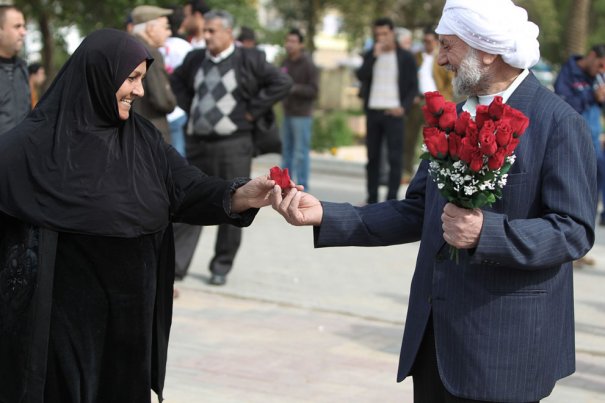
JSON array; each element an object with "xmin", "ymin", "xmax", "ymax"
[
  {"xmin": 488, "ymin": 148, "xmax": 507, "ymax": 170},
  {"xmin": 439, "ymin": 102, "xmax": 457, "ymax": 132},
  {"xmin": 269, "ymin": 166, "xmax": 292, "ymax": 189},
  {"xmin": 488, "ymin": 96, "xmax": 505, "ymax": 119},
  {"xmin": 425, "ymin": 91, "xmax": 446, "ymax": 115},
  {"xmin": 508, "ymin": 108, "xmax": 529, "ymax": 137},
  {"xmin": 422, "ymin": 105, "xmax": 440, "ymax": 126},
  {"xmin": 455, "ymin": 111, "xmax": 471, "ymax": 136},
  {"xmin": 475, "ymin": 105, "xmax": 490, "ymax": 129}
]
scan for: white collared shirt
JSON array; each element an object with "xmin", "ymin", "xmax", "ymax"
[
  {"xmin": 206, "ymin": 43, "xmax": 235, "ymax": 64},
  {"xmin": 462, "ymin": 69, "xmax": 530, "ymax": 117}
]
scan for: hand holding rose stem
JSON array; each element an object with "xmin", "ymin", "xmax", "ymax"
[{"xmin": 269, "ymin": 166, "xmax": 322, "ymax": 226}]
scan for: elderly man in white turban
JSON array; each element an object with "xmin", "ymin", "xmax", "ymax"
[{"xmin": 269, "ymin": 1, "xmax": 596, "ymax": 402}]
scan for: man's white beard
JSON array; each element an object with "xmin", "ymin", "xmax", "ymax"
[{"xmin": 453, "ymin": 48, "xmax": 489, "ymax": 98}]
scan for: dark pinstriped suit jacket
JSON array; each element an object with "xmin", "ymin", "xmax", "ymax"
[{"xmin": 314, "ymin": 73, "xmax": 597, "ymax": 402}]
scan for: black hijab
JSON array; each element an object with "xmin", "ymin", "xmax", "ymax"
[{"xmin": 0, "ymin": 29, "xmax": 173, "ymax": 237}]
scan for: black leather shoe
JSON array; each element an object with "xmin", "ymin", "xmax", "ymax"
[{"xmin": 208, "ymin": 274, "xmax": 227, "ymax": 286}]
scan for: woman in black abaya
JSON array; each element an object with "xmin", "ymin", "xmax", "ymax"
[{"xmin": 0, "ymin": 29, "xmax": 275, "ymax": 402}]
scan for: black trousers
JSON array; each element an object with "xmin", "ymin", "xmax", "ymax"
[
  {"xmin": 411, "ymin": 318, "xmax": 539, "ymax": 403},
  {"xmin": 365, "ymin": 109, "xmax": 405, "ymax": 203},
  {"xmin": 174, "ymin": 134, "xmax": 253, "ymax": 278}
]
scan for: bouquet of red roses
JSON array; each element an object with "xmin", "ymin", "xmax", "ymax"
[{"xmin": 420, "ymin": 91, "xmax": 529, "ymax": 261}]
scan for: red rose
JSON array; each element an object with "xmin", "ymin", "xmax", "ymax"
[
  {"xmin": 422, "ymin": 105, "xmax": 440, "ymax": 126},
  {"xmin": 505, "ymin": 137, "xmax": 520, "ymax": 155},
  {"xmin": 488, "ymin": 148, "xmax": 507, "ymax": 170},
  {"xmin": 508, "ymin": 108, "xmax": 529, "ymax": 137},
  {"xmin": 459, "ymin": 136, "xmax": 478, "ymax": 163},
  {"xmin": 425, "ymin": 91, "xmax": 446, "ymax": 115},
  {"xmin": 425, "ymin": 129, "xmax": 449, "ymax": 158},
  {"xmin": 470, "ymin": 155, "xmax": 484, "ymax": 172},
  {"xmin": 448, "ymin": 133, "xmax": 462, "ymax": 159},
  {"xmin": 465, "ymin": 120, "xmax": 478, "ymax": 142},
  {"xmin": 488, "ymin": 96, "xmax": 505, "ymax": 119},
  {"xmin": 439, "ymin": 102, "xmax": 457, "ymax": 132},
  {"xmin": 455, "ymin": 111, "xmax": 471, "ymax": 136},
  {"xmin": 475, "ymin": 105, "xmax": 490, "ymax": 129},
  {"xmin": 423, "ymin": 126, "xmax": 440, "ymax": 140},
  {"xmin": 269, "ymin": 166, "xmax": 292, "ymax": 188},
  {"xmin": 495, "ymin": 121, "xmax": 513, "ymax": 146},
  {"xmin": 479, "ymin": 121, "xmax": 497, "ymax": 156}
]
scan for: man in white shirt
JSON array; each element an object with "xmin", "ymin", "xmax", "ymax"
[{"xmin": 357, "ymin": 17, "xmax": 418, "ymax": 204}]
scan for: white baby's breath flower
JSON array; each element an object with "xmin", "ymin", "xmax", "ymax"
[{"xmin": 438, "ymin": 183, "xmax": 445, "ymax": 189}]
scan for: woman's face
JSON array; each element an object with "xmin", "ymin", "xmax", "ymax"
[{"xmin": 115, "ymin": 61, "xmax": 146, "ymax": 120}]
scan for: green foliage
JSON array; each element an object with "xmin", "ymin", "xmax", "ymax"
[{"xmin": 311, "ymin": 110, "xmax": 355, "ymax": 151}]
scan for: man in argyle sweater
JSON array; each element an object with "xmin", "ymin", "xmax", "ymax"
[{"xmin": 171, "ymin": 9, "xmax": 291, "ymax": 286}]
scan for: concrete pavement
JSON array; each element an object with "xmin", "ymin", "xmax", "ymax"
[{"xmin": 159, "ymin": 151, "xmax": 605, "ymax": 403}]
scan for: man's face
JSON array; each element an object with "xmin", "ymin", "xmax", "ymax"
[
  {"xmin": 182, "ymin": 5, "xmax": 204, "ymax": 36},
  {"xmin": 204, "ymin": 18, "xmax": 232, "ymax": 55},
  {"xmin": 32, "ymin": 67, "xmax": 46, "ymax": 85},
  {"xmin": 0, "ymin": 9, "xmax": 26, "ymax": 58},
  {"xmin": 284, "ymin": 34, "xmax": 303, "ymax": 58},
  {"xmin": 146, "ymin": 16, "xmax": 171, "ymax": 48},
  {"xmin": 373, "ymin": 25, "xmax": 395, "ymax": 49},
  {"xmin": 423, "ymin": 33, "xmax": 438, "ymax": 54},
  {"xmin": 439, "ymin": 35, "xmax": 489, "ymax": 97},
  {"xmin": 586, "ymin": 52, "xmax": 605, "ymax": 77}
]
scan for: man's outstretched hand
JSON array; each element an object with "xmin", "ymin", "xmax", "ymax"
[{"xmin": 270, "ymin": 186, "xmax": 323, "ymax": 226}]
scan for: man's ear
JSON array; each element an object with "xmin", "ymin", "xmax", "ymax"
[{"xmin": 480, "ymin": 51, "xmax": 499, "ymax": 66}]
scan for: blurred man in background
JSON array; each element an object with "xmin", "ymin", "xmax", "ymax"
[{"xmin": 0, "ymin": 5, "xmax": 29, "ymax": 136}]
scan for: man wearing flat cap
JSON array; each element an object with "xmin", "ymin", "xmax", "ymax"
[
  {"xmin": 130, "ymin": 5, "xmax": 176, "ymax": 141},
  {"xmin": 270, "ymin": 1, "xmax": 596, "ymax": 402}
]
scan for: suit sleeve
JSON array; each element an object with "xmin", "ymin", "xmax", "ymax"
[
  {"xmin": 471, "ymin": 112, "xmax": 597, "ymax": 269},
  {"xmin": 314, "ymin": 161, "xmax": 428, "ymax": 247}
]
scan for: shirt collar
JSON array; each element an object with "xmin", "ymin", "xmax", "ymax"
[
  {"xmin": 206, "ymin": 43, "xmax": 235, "ymax": 63},
  {"xmin": 462, "ymin": 69, "xmax": 530, "ymax": 116}
]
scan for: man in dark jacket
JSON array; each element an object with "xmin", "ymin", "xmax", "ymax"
[
  {"xmin": 280, "ymin": 28, "xmax": 319, "ymax": 190},
  {"xmin": 0, "ymin": 5, "xmax": 29, "ymax": 136},
  {"xmin": 357, "ymin": 17, "xmax": 418, "ymax": 204},
  {"xmin": 171, "ymin": 10, "xmax": 292, "ymax": 285},
  {"xmin": 554, "ymin": 44, "xmax": 605, "ymax": 229}
]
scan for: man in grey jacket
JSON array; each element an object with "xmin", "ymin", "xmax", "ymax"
[{"xmin": 0, "ymin": 5, "xmax": 29, "ymax": 136}]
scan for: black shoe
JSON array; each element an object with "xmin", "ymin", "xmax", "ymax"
[{"xmin": 208, "ymin": 273, "xmax": 226, "ymax": 286}]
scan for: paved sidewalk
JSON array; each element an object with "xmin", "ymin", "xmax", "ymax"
[{"xmin": 159, "ymin": 152, "xmax": 605, "ymax": 403}]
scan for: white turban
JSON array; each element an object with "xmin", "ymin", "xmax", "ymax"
[{"xmin": 435, "ymin": 0, "xmax": 540, "ymax": 69}]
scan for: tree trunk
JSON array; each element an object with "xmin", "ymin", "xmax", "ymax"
[
  {"xmin": 565, "ymin": 0, "xmax": 590, "ymax": 57},
  {"xmin": 38, "ymin": 11, "xmax": 54, "ymax": 77}
]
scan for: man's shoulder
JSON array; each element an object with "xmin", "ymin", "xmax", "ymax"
[{"xmin": 517, "ymin": 74, "xmax": 579, "ymax": 118}]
